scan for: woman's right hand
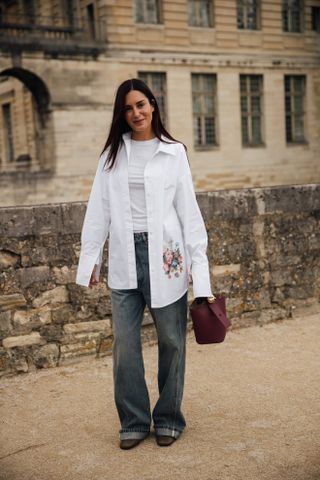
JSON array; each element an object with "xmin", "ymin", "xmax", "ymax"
[{"xmin": 89, "ymin": 265, "xmax": 98, "ymax": 289}]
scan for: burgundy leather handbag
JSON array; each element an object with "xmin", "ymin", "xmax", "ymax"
[{"xmin": 189, "ymin": 295, "xmax": 231, "ymax": 344}]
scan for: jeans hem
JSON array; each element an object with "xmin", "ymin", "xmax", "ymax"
[
  {"xmin": 154, "ymin": 427, "xmax": 182, "ymax": 439},
  {"xmin": 120, "ymin": 430, "xmax": 150, "ymax": 441}
]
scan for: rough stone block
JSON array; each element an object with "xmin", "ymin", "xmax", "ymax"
[
  {"xmin": 141, "ymin": 323, "xmax": 158, "ymax": 344},
  {"xmin": 63, "ymin": 319, "xmax": 112, "ymax": 335},
  {"xmin": 0, "ymin": 250, "xmax": 20, "ymax": 269},
  {"xmin": 308, "ymin": 232, "xmax": 320, "ymax": 251},
  {"xmin": 10, "ymin": 356, "xmax": 29, "ymax": 374},
  {"xmin": 269, "ymin": 255, "xmax": 301, "ymax": 267},
  {"xmin": 257, "ymin": 308, "xmax": 288, "ymax": 324},
  {"xmin": 263, "ymin": 185, "xmax": 320, "ymax": 214},
  {"xmin": 36, "ymin": 307, "xmax": 52, "ymax": 325},
  {"xmin": 82, "ymin": 283, "xmax": 109, "ymax": 300},
  {"xmin": 33, "ymin": 286, "xmax": 69, "ymax": 308},
  {"xmin": 214, "ymin": 275, "xmax": 234, "ymax": 292},
  {"xmin": 51, "ymin": 306, "xmax": 74, "ymax": 325},
  {"xmin": 0, "ymin": 311, "xmax": 12, "ymax": 338},
  {"xmin": 206, "ymin": 189, "xmax": 258, "ymax": 219},
  {"xmin": 253, "ymin": 288, "xmax": 272, "ymax": 309},
  {"xmin": 289, "ymin": 298, "xmax": 320, "ymax": 317},
  {"xmin": 18, "ymin": 266, "xmax": 50, "ymax": 288},
  {"xmin": 271, "ymin": 287, "xmax": 285, "ymax": 303},
  {"xmin": 12, "ymin": 310, "xmax": 29, "ymax": 327},
  {"xmin": 0, "ymin": 347, "xmax": 10, "ymax": 375},
  {"xmin": 142, "ymin": 311, "xmax": 154, "ymax": 326},
  {"xmin": 3, "ymin": 332, "xmax": 44, "ymax": 348},
  {"xmin": 67, "ymin": 283, "xmax": 108, "ymax": 308},
  {"xmin": 0, "ymin": 294, "xmax": 27, "ymax": 311},
  {"xmin": 227, "ymin": 240, "xmax": 256, "ymax": 261},
  {"xmin": 74, "ymin": 306, "xmax": 94, "ymax": 322},
  {"xmin": 225, "ymin": 296, "xmax": 243, "ymax": 312},
  {"xmin": 231, "ymin": 310, "xmax": 261, "ymax": 329},
  {"xmin": 52, "ymin": 266, "xmax": 77, "ymax": 284},
  {"xmin": 98, "ymin": 337, "xmax": 113, "ymax": 356},
  {"xmin": 270, "ymin": 269, "xmax": 293, "ymax": 287},
  {"xmin": 96, "ymin": 298, "xmax": 112, "ymax": 317},
  {"xmin": 73, "ymin": 332, "xmax": 101, "ymax": 342},
  {"xmin": 11, "ymin": 307, "xmax": 52, "ymax": 334},
  {"xmin": 33, "ymin": 344, "xmax": 59, "ymax": 368},
  {"xmin": 284, "ymin": 285, "xmax": 315, "ymax": 300},
  {"xmin": 0, "ymin": 205, "xmax": 63, "ymax": 238},
  {"xmin": 60, "ymin": 340, "xmax": 97, "ymax": 359},
  {"xmin": 212, "ymin": 264, "xmax": 241, "ymax": 276},
  {"xmin": 39, "ymin": 324, "xmax": 64, "ymax": 342}
]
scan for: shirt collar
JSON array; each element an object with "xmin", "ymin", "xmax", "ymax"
[{"xmin": 122, "ymin": 131, "xmax": 177, "ymax": 159}]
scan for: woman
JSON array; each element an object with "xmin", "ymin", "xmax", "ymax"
[{"xmin": 76, "ymin": 78, "xmax": 213, "ymax": 450}]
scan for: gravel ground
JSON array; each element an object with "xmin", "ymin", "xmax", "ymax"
[{"xmin": 0, "ymin": 313, "xmax": 319, "ymax": 480}]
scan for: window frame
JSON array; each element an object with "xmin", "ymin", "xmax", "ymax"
[
  {"xmin": 240, "ymin": 74, "xmax": 264, "ymax": 148},
  {"xmin": 187, "ymin": 0, "xmax": 214, "ymax": 28},
  {"xmin": 86, "ymin": 3, "xmax": 96, "ymax": 40},
  {"xmin": 282, "ymin": 0, "xmax": 304, "ymax": 33},
  {"xmin": 137, "ymin": 71, "xmax": 167, "ymax": 126},
  {"xmin": 1, "ymin": 102, "xmax": 15, "ymax": 164},
  {"xmin": 237, "ymin": 0, "xmax": 261, "ymax": 30},
  {"xmin": 284, "ymin": 74, "xmax": 307, "ymax": 145},
  {"xmin": 22, "ymin": 0, "xmax": 37, "ymax": 25},
  {"xmin": 134, "ymin": 0, "xmax": 162, "ymax": 25},
  {"xmin": 191, "ymin": 73, "xmax": 219, "ymax": 150},
  {"xmin": 311, "ymin": 6, "xmax": 320, "ymax": 32}
]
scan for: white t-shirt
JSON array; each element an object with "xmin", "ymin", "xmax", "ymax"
[{"xmin": 128, "ymin": 137, "xmax": 160, "ymax": 232}]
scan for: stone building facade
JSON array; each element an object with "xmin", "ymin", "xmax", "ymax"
[{"xmin": 0, "ymin": 0, "xmax": 319, "ymax": 206}]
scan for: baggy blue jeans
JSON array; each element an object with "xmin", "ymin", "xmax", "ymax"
[{"xmin": 111, "ymin": 231, "xmax": 188, "ymax": 441}]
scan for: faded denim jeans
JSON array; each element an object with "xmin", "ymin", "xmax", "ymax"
[{"xmin": 111, "ymin": 231, "xmax": 188, "ymax": 441}]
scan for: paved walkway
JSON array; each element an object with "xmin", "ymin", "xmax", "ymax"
[{"xmin": 0, "ymin": 314, "xmax": 319, "ymax": 480}]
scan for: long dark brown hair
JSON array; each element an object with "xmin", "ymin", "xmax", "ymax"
[{"xmin": 101, "ymin": 78, "xmax": 185, "ymax": 170}]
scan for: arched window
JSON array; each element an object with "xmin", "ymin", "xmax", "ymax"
[{"xmin": 0, "ymin": 68, "xmax": 53, "ymax": 173}]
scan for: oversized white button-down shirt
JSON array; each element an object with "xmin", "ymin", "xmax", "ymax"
[{"xmin": 76, "ymin": 132, "xmax": 213, "ymax": 308}]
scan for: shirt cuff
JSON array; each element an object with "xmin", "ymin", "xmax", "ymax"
[{"xmin": 191, "ymin": 262, "xmax": 213, "ymax": 299}]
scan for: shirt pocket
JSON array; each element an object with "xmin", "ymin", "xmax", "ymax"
[{"xmin": 163, "ymin": 181, "xmax": 177, "ymax": 209}]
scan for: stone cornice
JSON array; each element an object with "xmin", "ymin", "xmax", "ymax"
[{"xmin": 104, "ymin": 49, "xmax": 320, "ymax": 69}]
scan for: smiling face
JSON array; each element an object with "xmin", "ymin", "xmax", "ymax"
[{"xmin": 124, "ymin": 90, "xmax": 155, "ymax": 140}]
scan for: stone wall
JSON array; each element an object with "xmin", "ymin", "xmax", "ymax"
[{"xmin": 0, "ymin": 184, "xmax": 319, "ymax": 377}]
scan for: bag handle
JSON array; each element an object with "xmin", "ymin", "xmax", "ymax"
[{"xmin": 207, "ymin": 296, "xmax": 231, "ymax": 328}]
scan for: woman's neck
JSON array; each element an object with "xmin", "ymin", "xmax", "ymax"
[{"xmin": 131, "ymin": 130, "xmax": 156, "ymax": 141}]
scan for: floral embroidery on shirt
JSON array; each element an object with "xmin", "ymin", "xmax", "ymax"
[{"xmin": 163, "ymin": 241, "xmax": 183, "ymax": 279}]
